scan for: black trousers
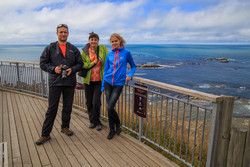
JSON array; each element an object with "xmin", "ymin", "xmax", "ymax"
[
  {"xmin": 41, "ymin": 86, "xmax": 75, "ymax": 136},
  {"xmin": 104, "ymin": 81, "xmax": 123, "ymax": 131},
  {"xmin": 84, "ymin": 81, "xmax": 102, "ymax": 126}
]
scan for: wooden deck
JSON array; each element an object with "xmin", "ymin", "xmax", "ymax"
[{"xmin": 0, "ymin": 88, "xmax": 178, "ymax": 167}]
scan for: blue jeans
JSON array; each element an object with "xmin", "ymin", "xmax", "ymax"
[{"xmin": 104, "ymin": 81, "xmax": 123, "ymax": 131}]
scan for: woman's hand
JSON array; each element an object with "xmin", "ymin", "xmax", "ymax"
[
  {"xmin": 126, "ymin": 76, "xmax": 132, "ymax": 82},
  {"xmin": 93, "ymin": 59, "xmax": 99, "ymax": 64}
]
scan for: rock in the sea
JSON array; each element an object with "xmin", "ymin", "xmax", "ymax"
[
  {"xmin": 205, "ymin": 57, "xmax": 230, "ymax": 63},
  {"xmin": 136, "ymin": 64, "xmax": 162, "ymax": 68}
]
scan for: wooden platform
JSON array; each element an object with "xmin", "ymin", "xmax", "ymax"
[{"xmin": 0, "ymin": 89, "xmax": 178, "ymax": 167}]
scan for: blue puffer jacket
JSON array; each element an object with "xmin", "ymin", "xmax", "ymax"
[{"xmin": 101, "ymin": 47, "xmax": 136, "ymax": 91}]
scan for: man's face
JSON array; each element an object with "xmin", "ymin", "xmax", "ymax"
[{"xmin": 57, "ymin": 27, "xmax": 68, "ymax": 42}]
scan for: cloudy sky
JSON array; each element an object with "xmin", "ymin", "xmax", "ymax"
[{"xmin": 0, "ymin": 0, "xmax": 250, "ymax": 45}]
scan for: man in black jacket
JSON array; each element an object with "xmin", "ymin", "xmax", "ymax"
[{"xmin": 36, "ymin": 24, "xmax": 83, "ymax": 145}]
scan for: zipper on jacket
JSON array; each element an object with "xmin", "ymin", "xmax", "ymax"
[{"xmin": 112, "ymin": 49, "xmax": 119, "ymax": 85}]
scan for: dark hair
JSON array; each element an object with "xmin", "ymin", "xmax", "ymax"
[{"xmin": 89, "ymin": 32, "xmax": 99, "ymax": 40}]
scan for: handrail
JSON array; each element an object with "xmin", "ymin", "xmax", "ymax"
[
  {"xmin": 0, "ymin": 60, "xmax": 39, "ymax": 65},
  {"xmin": 133, "ymin": 77, "xmax": 223, "ymax": 103},
  {"xmin": 0, "ymin": 60, "xmax": 225, "ymax": 102}
]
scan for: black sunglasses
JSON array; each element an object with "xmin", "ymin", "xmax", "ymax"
[{"xmin": 57, "ymin": 24, "xmax": 68, "ymax": 29}]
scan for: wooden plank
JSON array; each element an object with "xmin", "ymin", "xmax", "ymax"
[
  {"xmin": 122, "ymin": 133, "xmax": 179, "ymax": 167},
  {"xmin": 71, "ymin": 112, "xmax": 143, "ymax": 167},
  {"xmin": 11, "ymin": 93, "xmax": 32, "ymax": 166},
  {"xmin": 51, "ymin": 110, "xmax": 95, "ymax": 167},
  {"xmin": 25, "ymin": 96, "xmax": 64, "ymax": 167},
  {"xmin": 243, "ymin": 121, "xmax": 250, "ymax": 167},
  {"xmin": 0, "ymin": 143, "xmax": 3, "ymax": 166},
  {"xmin": 133, "ymin": 77, "xmax": 222, "ymax": 102},
  {"xmin": 16, "ymin": 94, "xmax": 42, "ymax": 167},
  {"xmin": 3, "ymin": 142, "xmax": 8, "ymax": 167},
  {"xmin": 209, "ymin": 96, "xmax": 234, "ymax": 167},
  {"xmin": 36, "ymin": 100, "xmax": 82, "ymax": 167},
  {"xmin": 227, "ymin": 127, "xmax": 247, "ymax": 167},
  {"xmin": 57, "ymin": 106, "xmax": 111, "ymax": 167},
  {"xmin": 71, "ymin": 114, "xmax": 124, "ymax": 167},
  {"xmin": 2, "ymin": 91, "xmax": 12, "ymax": 167},
  {"xmin": 7, "ymin": 92, "xmax": 22, "ymax": 166}
]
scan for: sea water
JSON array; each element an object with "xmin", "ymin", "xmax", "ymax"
[{"xmin": 0, "ymin": 44, "xmax": 250, "ymax": 117}]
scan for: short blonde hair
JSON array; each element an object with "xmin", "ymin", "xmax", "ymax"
[{"xmin": 110, "ymin": 33, "xmax": 126, "ymax": 48}]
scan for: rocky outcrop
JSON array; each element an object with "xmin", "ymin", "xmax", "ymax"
[
  {"xmin": 136, "ymin": 64, "xmax": 162, "ymax": 68},
  {"xmin": 205, "ymin": 57, "xmax": 230, "ymax": 63}
]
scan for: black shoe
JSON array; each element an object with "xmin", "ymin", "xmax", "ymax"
[
  {"xmin": 107, "ymin": 131, "xmax": 115, "ymax": 140},
  {"xmin": 96, "ymin": 125, "xmax": 102, "ymax": 131},
  {"xmin": 35, "ymin": 136, "xmax": 51, "ymax": 145},
  {"xmin": 89, "ymin": 123, "xmax": 96, "ymax": 129},
  {"xmin": 116, "ymin": 124, "xmax": 122, "ymax": 135},
  {"xmin": 61, "ymin": 128, "xmax": 74, "ymax": 136}
]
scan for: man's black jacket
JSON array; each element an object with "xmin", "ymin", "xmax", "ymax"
[{"xmin": 40, "ymin": 41, "xmax": 83, "ymax": 87}]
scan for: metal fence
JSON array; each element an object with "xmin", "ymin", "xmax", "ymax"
[{"xmin": 0, "ymin": 61, "xmax": 234, "ymax": 167}]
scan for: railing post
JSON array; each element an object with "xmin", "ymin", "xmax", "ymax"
[
  {"xmin": 40, "ymin": 69, "xmax": 46, "ymax": 97},
  {"xmin": 206, "ymin": 96, "xmax": 234, "ymax": 167},
  {"xmin": 0, "ymin": 62, "xmax": 2, "ymax": 87},
  {"xmin": 16, "ymin": 63, "xmax": 21, "ymax": 91},
  {"xmin": 139, "ymin": 117, "xmax": 144, "ymax": 141}
]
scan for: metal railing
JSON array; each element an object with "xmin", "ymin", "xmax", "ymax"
[{"xmin": 0, "ymin": 61, "xmax": 234, "ymax": 167}]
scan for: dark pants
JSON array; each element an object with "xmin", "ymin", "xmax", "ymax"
[
  {"xmin": 84, "ymin": 81, "xmax": 102, "ymax": 126},
  {"xmin": 41, "ymin": 86, "xmax": 75, "ymax": 136},
  {"xmin": 104, "ymin": 81, "xmax": 123, "ymax": 131}
]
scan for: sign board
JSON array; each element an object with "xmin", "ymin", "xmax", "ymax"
[{"xmin": 134, "ymin": 83, "xmax": 148, "ymax": 118}]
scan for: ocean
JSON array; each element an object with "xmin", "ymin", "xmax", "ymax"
[{"xmin": 0, "ymin": 44, "xmax": 250, "ymax": 117}]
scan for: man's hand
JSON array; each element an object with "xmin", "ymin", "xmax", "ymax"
[
  {"xmin": 55, "ymin": 66, "xmax": 62, "ymax": 74},
  {"xmin": 66, "ymin": 68, "xmax": 72, "ymax": 76}
]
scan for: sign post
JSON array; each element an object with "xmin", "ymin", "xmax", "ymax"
[
  {"xmin": 134, "ymin": 83, "xmax": 148, "ymax": 118},
  {"xmin": 134, "ymin": 83, "xmax": 148, "ymax": 141}
]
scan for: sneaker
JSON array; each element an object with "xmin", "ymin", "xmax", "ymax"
[
  {"xmin": 61, "ymin": 128, "xmax": 74, "ymax": 136},
  {"xmin": 116, "ymin": 125, "xmax": 122, "ymax": 135},
  {"xmin": 96, "ymin": 125, "xmax": 102, "ymax": 131},
  {"xmin": 107, "ymin": 131, "xmax": 115, "ymax": 140},
  {"xmin": 35, "ymin": 136, "xmax": 51, "ymax": 145},
  {"xmin": 89, "ymin": 123, "xmax": 96, "ymax": 129}
]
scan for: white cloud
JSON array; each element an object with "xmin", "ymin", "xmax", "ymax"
[{"xmin": 0, "ymin": 0, "xmax": 249, "ymax": 44}]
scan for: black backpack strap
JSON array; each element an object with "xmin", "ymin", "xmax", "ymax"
[{"xmin": 97, "ymin": 46, "xmax": 99, "ymax": 59}]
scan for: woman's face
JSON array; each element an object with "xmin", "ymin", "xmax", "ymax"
[
  {"xmin": 89, "ymin": 37, "xmax": 99, "ymax": 48},
  {"xmin": 110, "ymin": 36, "xmax": 121, "ymax": 49}
]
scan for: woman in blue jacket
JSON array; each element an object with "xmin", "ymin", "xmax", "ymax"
[{"xmin": 102, "ymin": 33, "xmax": 136, "ymax": 139}]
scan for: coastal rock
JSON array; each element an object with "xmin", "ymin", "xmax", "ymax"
[
  {"xmin": 136, "ymin": 64, "xmax": 163, "ymax": 68},
  {"xmin": 205, "ymin": 57, "xmax": 230, "ymax": 63}
]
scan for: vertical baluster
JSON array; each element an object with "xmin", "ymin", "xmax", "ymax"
[{"xmin": 174, "ymin": 100, "xmax": 180, "ymax": 154}]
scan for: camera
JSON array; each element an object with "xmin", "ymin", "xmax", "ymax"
[{"xmin": 59, "ymin": 65, "xmax": 68, "ymax": 79}]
